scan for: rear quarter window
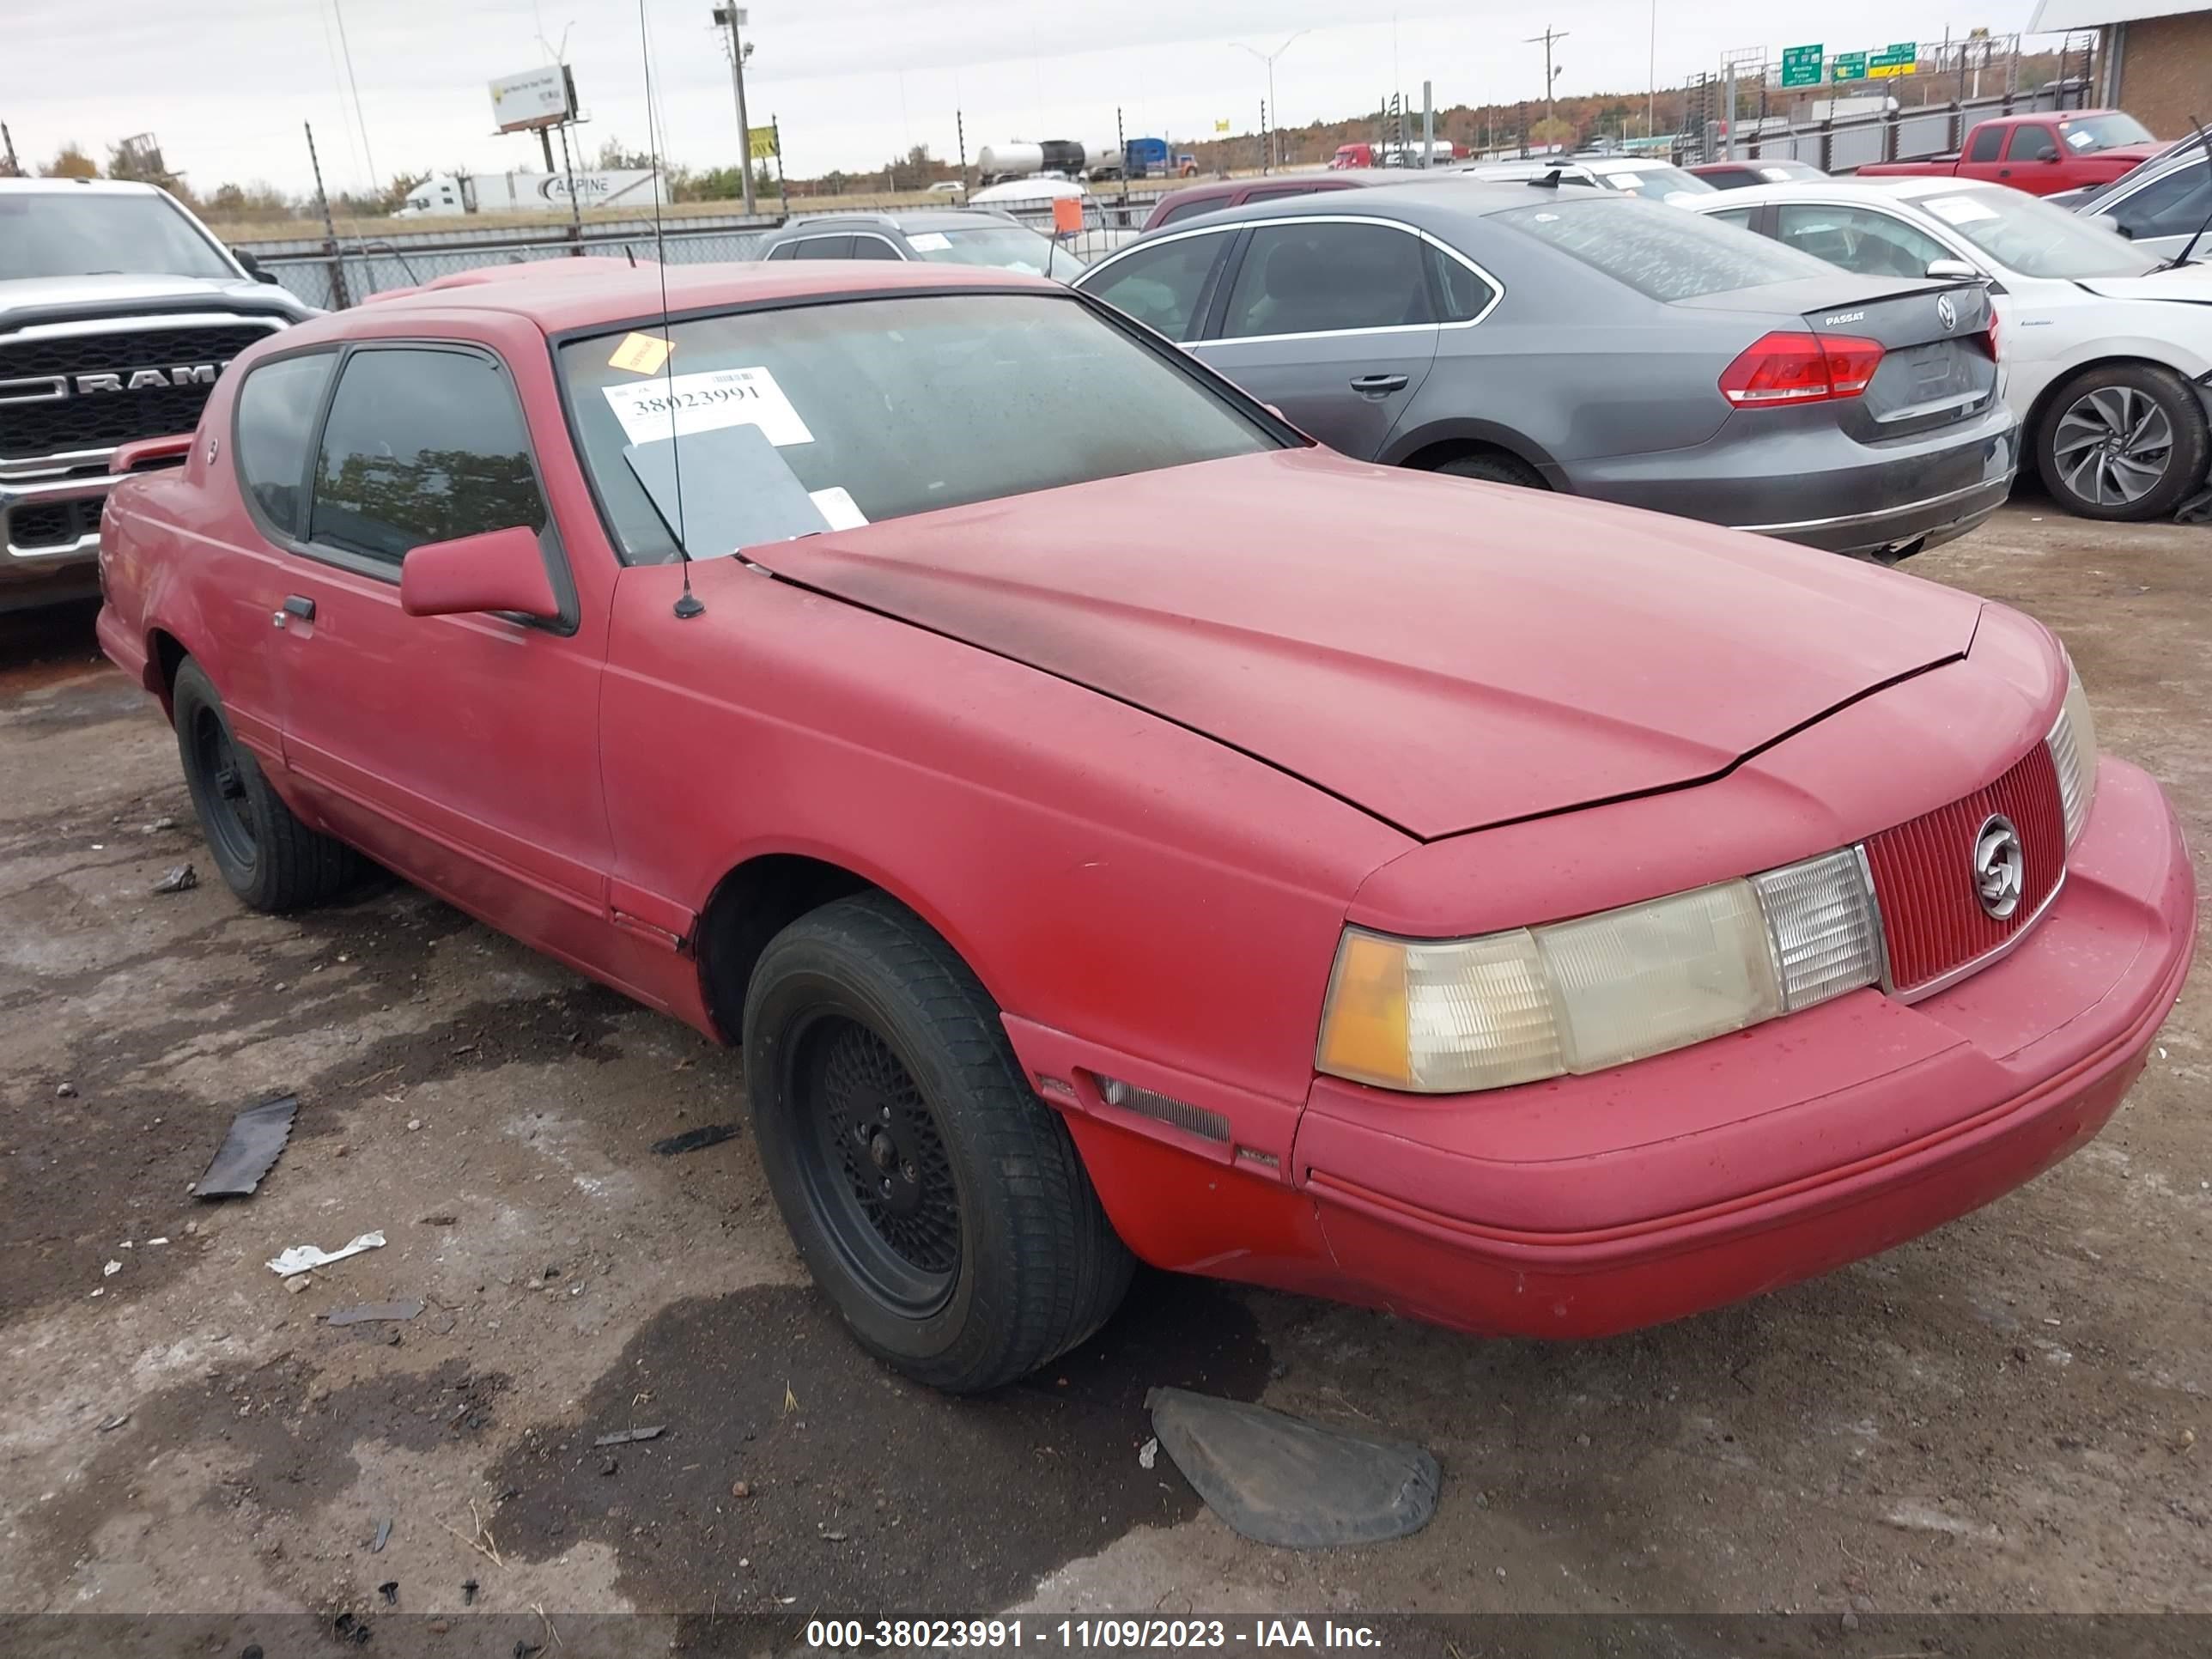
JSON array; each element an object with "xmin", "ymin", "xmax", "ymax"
[{"xmin": 1494, "ymin": 196, "xmax": 1834, "ymax": 301}]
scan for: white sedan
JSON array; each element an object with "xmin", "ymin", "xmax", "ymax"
[{"xmin": 1689, "ymin": 177, "xmax": 2212, "ymax": 520}]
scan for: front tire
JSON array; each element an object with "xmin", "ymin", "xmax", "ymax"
[
  {"xmin": 172, "ymin": 658, "xmax": 360, "ymax": 913},
  {"xmin": 2035, "ymin": 363, "xmax": 2209, "ymax": 521},
  {"xmin": 743, "ymin": 893, "xmax": 1133, "ymax": 1392}
]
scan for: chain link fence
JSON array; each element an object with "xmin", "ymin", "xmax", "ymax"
[{"xmin": 243, "ymin": 191, "xmax": 1166, "ymax": 309}]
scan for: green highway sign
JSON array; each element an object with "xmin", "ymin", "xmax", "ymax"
[
  {"xmin": 1868, "ymin": 40, "xmax": 1918, "ymax": 79},
  {"xmin": 1831, "ymin": 51, "xmax": 1868, "ymax": 80},
  {"xmin": 1780, "ymin": 44, "xmax": 1824, "ymax": 89}
]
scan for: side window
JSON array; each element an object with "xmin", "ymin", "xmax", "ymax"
[
  {"xmin": 1425, "ymin": 243, "xmax": 1498, "ymax": 323},
  {"xmin": 1776, "ymin": 204, "xmax": 1950, "ymax": 280},
  {"xmin": 1966, "ymin": 127, "xmax": 2006, "ymax": 163},
  {"xmin": 850, "ymin": 235, "xmax": 902, "ymax": 260},
  {"xmin": 1153, "ymin": 198, "xmax": 1216, "ymax": 227},
  {"xmin": 1705, "ymin": 168, "xmax": 1756, "ymax": 189},
  {"xmin": 1218, "ymin": 222, "xmax": 1436, "ymax": 338},
  {"xmin": 1706, "ymin": 206, "xmax": 1757, "ymax": 231},
  {"xmin": 307, "ymin": 348, "xmax": 545, "ymax": 568},
  {"xmin": 2113, "ymin": 165, "xmax": 2212, "ymax": 236},
  {"xmin": 1081, "ymin": 233, "xmax": 1226, "ymax": 341},
  {"xmin": 794, "ymin": 236, "xmax": 854, "ymax": 259},
  {"xmin": 765, "ymin": 240, "xmax": 799, "ymax": 261},
  {"xmin": 2008, "ymin": 125, "xmax": 2058, "ymax": 162},
  {"xmin": 234, "ymin": 352, "xmax": 336, "ymax": 539}
]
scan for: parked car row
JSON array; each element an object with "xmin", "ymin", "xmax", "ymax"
[
  {"xmin": 1694, "ymin": 177, "xmax": 2212, "ymax": 520},
  {"xmin": 1074, "ymin": 178, "xmax": 2013, "ymax": 559}
]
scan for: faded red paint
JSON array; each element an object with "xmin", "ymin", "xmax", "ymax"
[{"xmin": 91, "ymin": 262, "xmax": 2197, "ymax": 1341}]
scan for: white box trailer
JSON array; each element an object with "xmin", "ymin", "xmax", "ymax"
[{"xmin": 394, "ymin": 169, "xmax": 660, "ymax": 217}]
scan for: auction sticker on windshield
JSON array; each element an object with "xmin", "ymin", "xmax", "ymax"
[
  {"xmin": 908, "ymin": 232, "xmax": 952, "ymax": 252},
  {"xmin": 1925, "ymin": 195, "xmax": 2000, "ymax": 226},
  {"xmin": 602, "ymin": 366, "xmax": 814, "ymax": 448}
]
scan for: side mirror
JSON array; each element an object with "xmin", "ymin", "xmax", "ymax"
[
  {"xmin": 2111, "ymin": 220, "xmax": 2136, "ymax": 238},
  {"xmin": 2041, "ymin": 151, "xmax": 2062, "ymax": 163},
  {"xmin": 232, "ymin": 248, "xmax": 282, "ymax": 286},
  {"xmin": 400, "ymin": 525, "xmax": 560, "ymax": 621},
  {"xmin": 1926, "ymin": 258, "xmax": 1981, "ymax": 280}
]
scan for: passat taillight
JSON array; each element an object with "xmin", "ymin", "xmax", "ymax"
[{"xmin": 1717, "ymin": 331, "xmax": 1887, "ymax": 408}]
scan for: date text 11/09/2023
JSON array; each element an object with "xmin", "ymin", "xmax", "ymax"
[{"xmin": 805, "ymin": 1620, "xmax": 1384, "ymax": 1651}]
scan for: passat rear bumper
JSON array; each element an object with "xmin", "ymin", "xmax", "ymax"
[
  {"xmin": 1291, "ymin": 757, "xmax": 2191, "ymax": 1339},
  {"xmin": 1570, "ymin": 403, "xmax": 2018, "ymax": 559}
]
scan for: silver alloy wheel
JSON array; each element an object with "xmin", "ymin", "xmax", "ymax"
[{"xmin": 2051, "ymin": 384, "xmax": 2176, "ymax": 508}]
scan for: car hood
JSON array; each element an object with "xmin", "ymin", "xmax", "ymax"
[
  {"xmin": 2075, "ymin": 264, "xmax": 2212, "ymax": 302},
  {"xmin": 0, "ymin": 272, "xmax": 305, "ymax": 327},
  {"xmin": 757, "ymin": 449, "xmax": 1982, "ymax": 840}
]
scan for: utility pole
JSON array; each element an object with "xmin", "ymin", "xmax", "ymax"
[
  {"xmin": 712, "ymin": 5, "xmax": 756, "ymax": 216},
  {"xmin": 0, "ymin": 122, "xmax": 18, "ymax": 177},
  {"xmin": 1524, "ymin": 26, "xmax": 1568, "ymax": 143}
]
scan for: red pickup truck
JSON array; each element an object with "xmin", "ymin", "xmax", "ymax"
[{"xmin": 1856, "ymin": 111, "xmax": 2161, "ymax": 196}]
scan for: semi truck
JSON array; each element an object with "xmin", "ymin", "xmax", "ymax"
[
  {"xmin": 1121, "ymin": 137, "xmax": 1199, "ymax": 179},
  {"xmin": 392, "ymin": 168, "xmax": 661, "ymax": 218}
]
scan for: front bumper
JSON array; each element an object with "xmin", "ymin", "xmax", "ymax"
[
  {"xmin": 1292, "ymin": 756, "xmax": 2192, "ymax": 1339},
  {"xmin": 0, "ymin": 466, "xmax": 107, "ymax": 575}
]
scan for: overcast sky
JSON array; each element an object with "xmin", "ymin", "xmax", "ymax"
[{"xmin": 13, "ymin": 0, "xmax": 2053, "ymax": 196}]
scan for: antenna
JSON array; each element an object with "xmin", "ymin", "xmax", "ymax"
[
  {"xmin": 636, "ymin": 0, "xmax": 702, "ymax": 617},
  {"xmin": 2165, "ymin": 115, "xmax": 2212, "ymax": 272}
]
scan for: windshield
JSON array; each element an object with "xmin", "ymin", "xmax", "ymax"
[
  {"xmin": 1920, "ymin": 188, "xmax": 2162, "ymax": 278},
  {"xmin": 1498, "ymin": 195, "xmax": 1835, "ymax": 301},
  {"xmin": 0, "ymin": 191, "xmax": 237, "ymax": 282},
  {"xmin": 558, "ymin": 293, "xmax": 1278, "ymax": 562},
  {"xmin": 908, "ymin": 225, "xmax": 1085, "ymax": 279},
  {"xmin": 1593, "ymin": 163, "xmax": 1717, "ymax": 201},
  {"xmin": 2060, "ymin": 113, "xmax": 2155, "ymax": 154}
]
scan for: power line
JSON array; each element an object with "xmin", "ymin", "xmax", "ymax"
[{"xmin": 329, "ymin": 0, "xmax": 380, "ymax": 189}]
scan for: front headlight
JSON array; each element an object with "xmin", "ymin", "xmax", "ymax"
[
  {"xmin": 2046, "ymin": 656, "xmax": 2097, "ymax": 844},
  {"xmin": 1316, "ymin": 848, "xmax": 1884, "ymax": 1094}
]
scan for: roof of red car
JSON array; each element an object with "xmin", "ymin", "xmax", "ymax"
[{"xmin": 336, "ymin": 257, "xmax": 1058, "ymax": 334}]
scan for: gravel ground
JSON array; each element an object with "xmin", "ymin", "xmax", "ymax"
[{"xmin": 1, "ymin": 503, "xmax": 2207, "ymax": 1626}]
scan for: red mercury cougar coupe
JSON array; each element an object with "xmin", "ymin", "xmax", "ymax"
[{"xmin": 96, "ymin": 259, "xmax": 2192, "ymax": 1391}]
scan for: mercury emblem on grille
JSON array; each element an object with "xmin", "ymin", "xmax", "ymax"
[{"xmin": 1973, "ymin": 813, "xmax": 2025, "ymax": 921}]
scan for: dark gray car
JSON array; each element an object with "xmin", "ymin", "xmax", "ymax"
[
  {"xmin": 753, "ymin": 209, "xmax": 1086, "ymax": 280},
  {"xmin": 1073, "ymin": 181, "xmax": 2017, "ymax": 559}
]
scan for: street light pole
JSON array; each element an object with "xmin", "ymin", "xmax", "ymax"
[
  {"xmin": 712, "ymin": 5, "xmax": 756, "ymax": 216},
  {"xmin": 1524, "ymin": 26, "xmax": 1569, "ymax": 144},
  {"xmin": 1235, "ymin": 33, "xmax": 1309, "ymax": 173}
]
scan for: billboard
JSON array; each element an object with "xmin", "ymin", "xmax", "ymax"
[{"xmin": 489, "ymin": 65, "xmax": 575, "ymax": 133}]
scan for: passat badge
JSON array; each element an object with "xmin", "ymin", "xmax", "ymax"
[
  {"xmin": 1936, "ymin": 294, "xmax": 1959, "ymax": 332},
  {"xmin": 1973, "ymin": 813, "xmax": 2024, "ymax": 920}
]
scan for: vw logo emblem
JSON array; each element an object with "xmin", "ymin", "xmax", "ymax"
[
  {"xmin": 1936, "ymin": 294, "xmax": 1958, "ymax": 332},
  {"xmin": 1973, "ymin": 813, "xmax": 2025, "ymax": 921}
]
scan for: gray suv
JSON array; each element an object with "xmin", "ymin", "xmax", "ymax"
[
  {"xmin": 1074, "ymin": 181, "xmax": 2017, "ymax": 561},
  {"xmin": 754, "ymin": 210, "xmax": 1085, "ymax": 280}
]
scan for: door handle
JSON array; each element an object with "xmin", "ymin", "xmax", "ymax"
[
  {"xmin": 283, "ymin": 595, "xmax": 316, "ymax": 620},
  {"xmin": 1350, "ymin": 373, "xmax": 1409, "ymax": 397},
  {"xmin": 1998, "ymin": 167, "xmax": 2011, "ymax": 177}
]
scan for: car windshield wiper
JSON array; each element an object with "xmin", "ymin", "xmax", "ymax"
[{"xmin": 2162, "ymin": 115, "xmax": 2212, "ymax": 270}]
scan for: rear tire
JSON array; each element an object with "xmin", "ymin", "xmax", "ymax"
[
  {"xmin": 1432, "ymin": 450, "xmax": 1546, "ymax": 489},
  {"xmin": 2035, "ymin": 363, "xmax": 2209, "ymax": 522},
  {"xmin": 743, "ymin": 892, "xmax": 1133, "ymax": 1392},
  {"xmin": 173, "ymin": 659, "xmax": 361, "ymax": 913}
]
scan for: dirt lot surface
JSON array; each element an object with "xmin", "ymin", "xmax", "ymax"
[{"xmin": 2, "ymin": 506, "xmax": 2208, "ymax": 1630}]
